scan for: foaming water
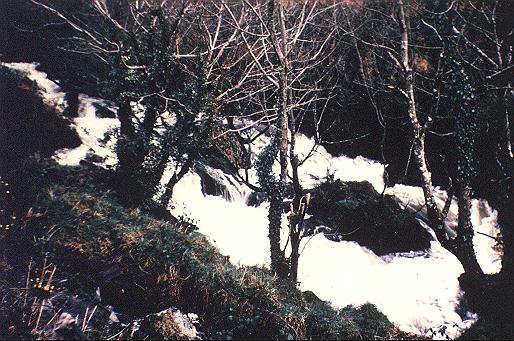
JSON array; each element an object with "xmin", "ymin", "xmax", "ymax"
[
  {"xmin": 2, "ymin": 62, "xmax": 119, "ymax": 167},
  {"xmin": 54, "ymin": 94, "xmax": 118, "ymax": 167},
  {"xmin": 6, "ymin": 62, "xmax": 503, "ymax": 338},
  {"xmin": 387, "ymin": 185, "xmax": 502, "ymax": 274}
]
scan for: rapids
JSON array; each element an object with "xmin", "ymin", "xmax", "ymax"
[{"xmin": 3, "ymin": 62, "xmax": 503, "ymax": 339}]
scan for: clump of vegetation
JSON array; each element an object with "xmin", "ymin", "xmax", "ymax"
[
  {"xmin": 305, "ymin": 179, "xmax": 432, "ymax": 255},
  {"xmin": 1, "ymin": 160, "xmax": 406, "ymax": 339}
]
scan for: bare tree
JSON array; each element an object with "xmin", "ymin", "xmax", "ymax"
[{"xmin": 223, "ymin": 0, "xmax": 337, "ymax": 280}]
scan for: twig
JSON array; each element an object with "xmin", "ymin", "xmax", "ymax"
[
  {"xmin": 476, "ymin": 231, "xmax": 502, "ymax": 244},
  {"xmin": 34, "ymin": 299, "xmax": 45, "ymax": 332}
]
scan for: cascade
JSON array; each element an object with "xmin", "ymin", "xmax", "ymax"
[{"xmin": 4, "ymin": 62, "xmax": 503, "ymax": 339}]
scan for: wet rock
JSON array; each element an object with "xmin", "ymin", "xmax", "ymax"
[
  {"xmin": 194, "ymin": 162, "xmax": 246, "ymax": 201},
  {"xmin": 0, "ymin": 65, "xmax": 81, "ymax": 173}
]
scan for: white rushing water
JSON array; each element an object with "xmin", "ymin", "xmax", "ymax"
[{"xmin": 4, "ymin": 62, "xmax": 503, "ymax": 339}]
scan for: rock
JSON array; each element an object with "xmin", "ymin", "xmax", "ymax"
[
  {"xmin": 305, "ymin": 179, "xmax": 432, "ymax": 255},
  {"xmin": 84, "ymin": 149, "xmax": 105, "ymax": 164},
  {"xmin": 302, "ymin": 290, "xmax": 324, "ymax": 305},
  {"xmin": 139, "ymin": 308, "xmax": 201, "ymax": 340},
  {"xmin": 41, "ymin": 313, "xmax": 86, "ymax": 340},
  {"xmin": 92, "ymin": 103, "xmax": 116, "ymax": 118},
  {"xmin": 194, "ymin": 162, "xmax": 246, "ymax": 201},
  {"xmin": 246, "ymin": 191, "xmax": 268, "ymax": 207},
  {"xmin": 0, "ymin": 65, "xmax": 81, "ymax": 173}
]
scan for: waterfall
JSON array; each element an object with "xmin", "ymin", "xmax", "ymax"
[{"xmin": 6, "ymin": 62, "xmax": 503, "ymax": 339}]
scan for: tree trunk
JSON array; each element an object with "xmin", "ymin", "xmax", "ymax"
[
  {"xmin": 160, "ymin": 155, "xmax": 195, "ymax": 208},
  {"xmin": 278, "ymin": 1, "xmax": 289, "ymax": 189},
  {"xmin": 496, "ymin": 91, "xmax": 513, "ymax": 171},
  {"xmin": 409, "ymin": 101, "xmax": 444, "ymax": 235},
  {"xmin": 288, "ymin": 101, "xmax": 303, "ymax": 282},
  {"xmin": 289, "ymin": 227, "xmax": 300, "ymax": 283},
  {"xmin": 494, "ymin": 68, "xmax": 513, "ymax": 284},
  {"xmin": 455, "ymin": 183, "xmax": 484, "ymax": 276},
  {"xmin": 500, "ymin": 92, "xmax": 513, "ymax": 159},
  {"xmin": 398, "ymin": 0, "xmax": 445, "ymax": 240},
  {"xmin": 266, "ymin": 0, "xmax": 289, "ymax": 279},
  {"xmin": 268, "ymin": 196, "xmax": 288, "ymax": 278}
]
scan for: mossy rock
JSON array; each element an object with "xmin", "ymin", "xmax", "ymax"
[{"xmin": 305, "ymin": 179, "xmax": 432, "ymax": 255}]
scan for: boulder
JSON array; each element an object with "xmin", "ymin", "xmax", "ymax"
[{"xmin": 305, "ymin": 180, "xmax": 432, "ymax": 255}]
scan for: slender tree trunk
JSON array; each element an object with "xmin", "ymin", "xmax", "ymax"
[
  {"xmin": 289, "ymin": 227, "xmax": 300, "ymax": 283},
  {"xmin": 278, "ymin": 1, "xmax": 289, "ymax": 188},
  {"xmin": 289, "ymin": 110, "xmax": 302, "ymax": 196},
  {"xmin": 268, "ymin": 195, "xmax": 288, "ymax": 278},
  {"xmin": 398, "ymin": 0, "xmax": 444, "ymax": 238},
  {"xmin": 407, "ymin": 90, "xmax": 444, "ymax": 234},
  {"xmin": 498, "ymin": 93, "xmax": 514, "ymax": 282},
  {"xmin": 288, "ymin": 111, "xmax": 302, "ymax": 282},
  {"xmin": 287, "ymin": 93, "xmax": 304, "ymax": 282}
]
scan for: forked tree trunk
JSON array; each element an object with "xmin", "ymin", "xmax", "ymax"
[{"xmin": 407, "ymin": 88, "xmax": 445, "ymax": 236}]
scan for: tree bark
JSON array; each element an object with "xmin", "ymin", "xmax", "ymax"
[
  {"xmin": 289, "ymin": 226, "xmax": 300, "ymax": 283},
  {"xmin": 278, "ymin": 0, "xmax": 289, "ymax": 188},
  {"xmin": 455, "ymin": 183, "xmax": 484, "ymax": 276},
  {"xmin": 497, "ymin": 90, "xmax": 513, "ymax": 170}
]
